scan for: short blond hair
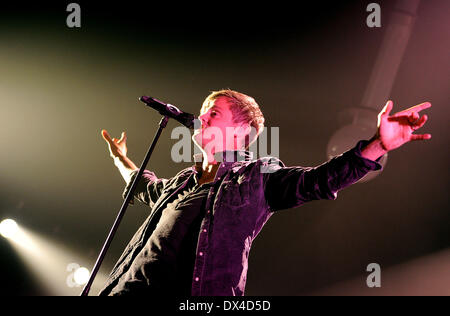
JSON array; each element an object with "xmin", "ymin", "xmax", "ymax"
[{"xmin": 202, "ymin": 89, "xmax": 265, "ymax": 148}]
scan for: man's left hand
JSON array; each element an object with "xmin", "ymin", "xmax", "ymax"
[{"xmin": 377, "ymin": 100, "xmax": 432, "ymax": 152}]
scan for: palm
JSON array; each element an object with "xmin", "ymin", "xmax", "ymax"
[
  {"xmin": 101, "ymin": 130, "xmax": 128, "ymax": 158},
  {"xmin": 377, "ymin": 101, "xmax": 431, "ymax": 151}
]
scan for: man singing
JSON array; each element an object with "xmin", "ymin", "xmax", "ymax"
[{"xmin": 98, "ymin": 89, "xmax": 431, "ymax": 296}]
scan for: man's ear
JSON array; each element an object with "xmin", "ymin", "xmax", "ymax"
[{"xmin": 235, "ymin": 123, "xmax": 251, "ymax": 137}]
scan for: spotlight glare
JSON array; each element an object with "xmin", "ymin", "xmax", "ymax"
[
  {"xmin": 74, "ymin": 267, "xmax": 90, "ymax": 285},
  {"xmin": 0, "ymin": 219, "xmax": 19, "ymax": 239}
]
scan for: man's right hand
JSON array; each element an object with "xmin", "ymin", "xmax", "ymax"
[
  {"xmin": 102, "ymin": 129, "xmax": 128, "ymax": 159},
  {"xmin": 101, "ymin": 129, "xmax": 138, "ymax": 183}
]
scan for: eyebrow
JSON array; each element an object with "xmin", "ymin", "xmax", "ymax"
[{"xmin": 202, "ymin": 106, "xmax": 221, "ymax": 115}]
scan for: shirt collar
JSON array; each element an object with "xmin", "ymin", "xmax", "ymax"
[
  {"xmin": 215, "ymin": 150, "xmax": 253, "ymax": 163},
  {"xmin": 192, "ymin": 150, "xmax": 253, "ymax": 172}
]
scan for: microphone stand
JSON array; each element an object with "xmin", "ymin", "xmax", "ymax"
[{"xmin": 80, "ymin": 115, "xmax": 170, "ymax": 296}]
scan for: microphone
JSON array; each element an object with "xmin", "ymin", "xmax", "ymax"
[{"xmin": 139, "ymin": 96, "xmax": 198, "ymax": 129}]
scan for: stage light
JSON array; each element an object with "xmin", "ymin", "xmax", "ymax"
[
  {"xmin": 1, "ymin": 220, "xmax": 108, "ymax": 295},
  {"xmin": 0, "ymin": 219, "xmax": 19, "ymax": 239},
  {"xmin": 74, "ymin": 267, "xmax": 90, "ymax": 285}
]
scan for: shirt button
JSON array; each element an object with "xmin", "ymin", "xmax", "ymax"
[
  {"xmin": 199, "ymin": 252, "xmax": 203, "ymax": 256},
  {"xmin": 194, "ymin": 277, "xmax": 199, "ymax": 282},
  {"xmin": 203, "ymin": 229, "xmax": 207, "ymax": 233},
  {"xmin": 207, "ymin": 210, "xmax": 210, "ymax": 214}
]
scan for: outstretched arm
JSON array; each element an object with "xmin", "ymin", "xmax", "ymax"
[
  {"xmin": 361, "ymin": 101, "xmax": 432, "ymax": 161},
  {"xmin": 101, "ymin": 129, "xmax": 168, "ymax": 207},
  {"xmin": 264, "ymin": 100, "xmax": 432, "ymax": 211}
]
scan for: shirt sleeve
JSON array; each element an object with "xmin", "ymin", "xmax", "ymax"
[
  {"xmin": 122, "ymin": 170, "xmax": 169, "ymax": 208},
  {"xmin": 263, "ymin": 140, "xmax": 382, "ymax": 211}
]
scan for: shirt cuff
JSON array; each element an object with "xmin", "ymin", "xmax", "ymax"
[
  {"xmin": 122, "ymin": 170, "xmax": 140, "ymax": 205},
  {"xmin": 352, "ymin": 140, "xmax": 383, "ymax": 172}
]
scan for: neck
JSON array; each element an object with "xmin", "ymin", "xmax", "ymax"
[
  {"xmin": 201, "ymin": 151, "xmax": 218, "ymax": 171},
  {"xmin": 199, "ymin": 145, "xmax": 245, "ymax": 170}
]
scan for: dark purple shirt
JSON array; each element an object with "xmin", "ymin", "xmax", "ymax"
[
  {"xmin": 107, "ymin": 174, "xmax": 212, "ymax": 296},
  {"xmin": 99, "ymin": 140, "xmax": 381, "ymax": 296}
]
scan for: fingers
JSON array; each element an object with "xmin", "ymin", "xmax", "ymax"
[
  {"xmin": 101, "ymin": 129, "xmax": 113, "ymax": 143},
  {"xmin": 410, "ymin": 134, "xmax": 432, "ymax": 141},
  {"xmin": 408, "ymin": 112, "xmax": 420, "ymax": 124},
  {"xmin": 409, "ymin": 112, "xmax": 430, "ymax": 142},
  {"xmin": 102, "ymin": 129, "xmax": 127, "ymax": 144},
  {"xmin": 412, "ymin": 114, "xmax": 428, "ymax": 130},
  {"xmin": 394, "ymin": 102, "xmax": 432, "ymax": 117}
]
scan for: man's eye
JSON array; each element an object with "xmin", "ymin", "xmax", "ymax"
[{"xmin": 210, "ymin": 112, "xmax": 217, "ymax": 117}]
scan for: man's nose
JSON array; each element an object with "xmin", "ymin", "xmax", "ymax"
[{"xmin": 198, "ymin": 114, "xmax": 209, "ymax": 126}]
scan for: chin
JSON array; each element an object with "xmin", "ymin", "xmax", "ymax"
[
  {"xmin": 193, "ymin": 136, "xmax": 224, "ymax": 153},
  {"xmin": 193, "ymin": 134, "xmax": 207, "ymax": 149}
]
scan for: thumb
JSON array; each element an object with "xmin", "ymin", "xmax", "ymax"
[
  {"xmin": 382, "ymin": 100, "xmax": 393, "ymax": 117},
  {"xmin": 118, "ymin": 131, "xmax": 127, "ymax": 144}
]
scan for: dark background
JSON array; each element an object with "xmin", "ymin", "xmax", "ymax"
[{"xmin": 0, "ymin": 0, "xmax": 448, "ymax": 295}]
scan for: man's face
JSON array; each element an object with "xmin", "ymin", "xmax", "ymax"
[{"xmin": 193, "ymin": 97, "xmax": 243, "ymax": 153}]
